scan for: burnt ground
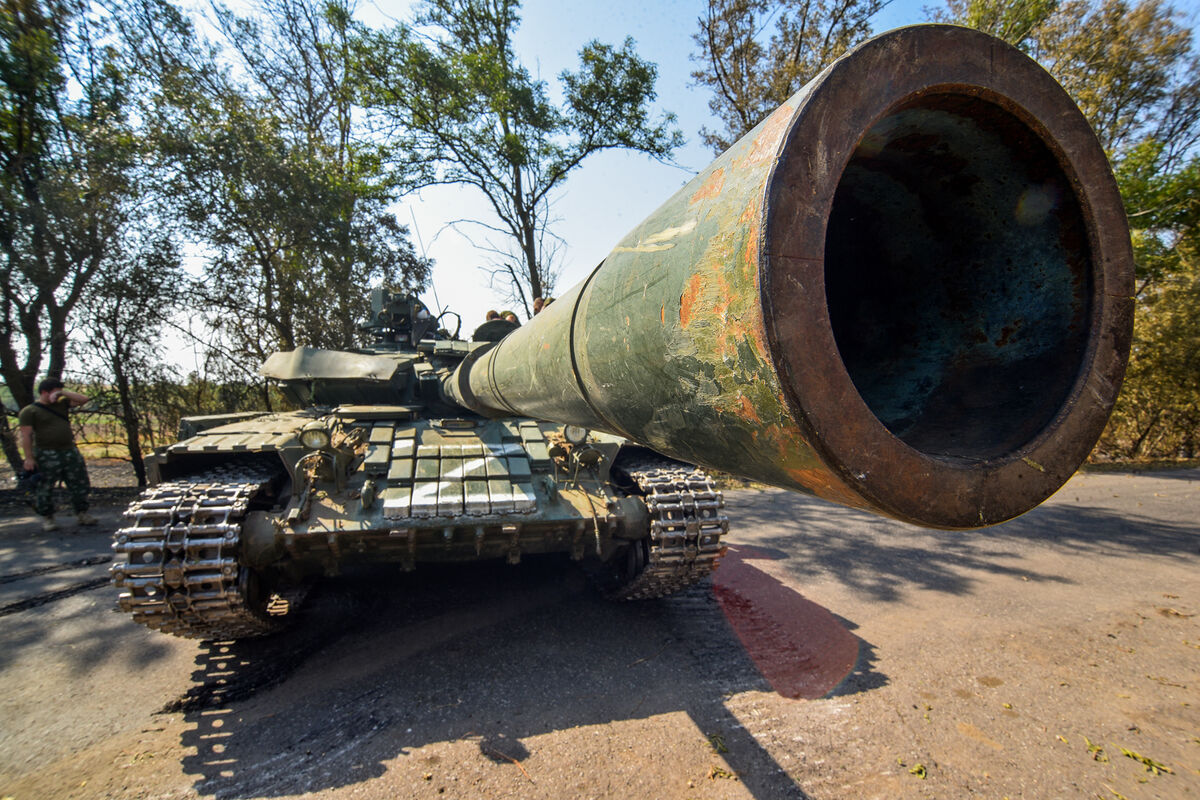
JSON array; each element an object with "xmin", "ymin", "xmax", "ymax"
[{"xmin": 0, "ymin": 464, "xmax": 1197, "ymax": 799}]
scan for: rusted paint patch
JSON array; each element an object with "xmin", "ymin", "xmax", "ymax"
[
  {"xmin": 743, "ymin": 104, "xmax": 794, "ymax": 166},
  {"xmin": 736, "ymin": 394, "xmax": 761, "ymax": 424},
  {"xmin": 679, "ymin": 272, "xmax": 707, "ymax": 329},
  {"xmin": 784, "ymin": 465, "xmax": 867, "ymax": 508},
  {"xmin": 735, "ymin": 195, "xmax": 769, "ymax": 359},
  {"xmin": 739, "ymin": 192, "xmax": 763, "ymax": 226},
  {"xmin": 676, "ymin": 196, "xmax": 780, "ymax": 443},
  {"xmin": 690, "ymin": 167, "xmax": 726, "ymax": 204}
]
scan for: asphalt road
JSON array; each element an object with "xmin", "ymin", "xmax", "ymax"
[{"xmin": 0, "ymin": 469, "xmax": 1197, "ymax": 799}]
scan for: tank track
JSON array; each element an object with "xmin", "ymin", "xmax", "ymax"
[
  {"xmin": 110, "ymin": 462, "xmax": 291, "ymax": 640},
  {"xmin": 606, "ymin": 456, "xmax": 729, "ymax": 600}
]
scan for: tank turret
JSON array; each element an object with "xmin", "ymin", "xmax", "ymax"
[{"xmin": 111, "ymin": 25, "xmax": 1131, "ymax": 640}]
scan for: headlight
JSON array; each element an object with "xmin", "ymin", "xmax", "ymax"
[
  {"xmin": 299, "ymin": 423, "xmax": 331, "ymax": 451},
  {"xmin": 563, "ymin": 425, "xmax": 589, "ymax": 445}
]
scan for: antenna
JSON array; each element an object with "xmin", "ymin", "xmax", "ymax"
[{"xmin": 410, "ymin": 207, "xmax": 442, "ymax": 315}]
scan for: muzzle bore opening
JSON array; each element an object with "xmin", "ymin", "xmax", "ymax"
[{"xmin": 824, "ymin": 93, "xmax": 1093, "ymax": 462}]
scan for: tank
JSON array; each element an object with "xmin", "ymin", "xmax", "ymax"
[
  {"xmin": 111, "ymin": 25, "xmax": 1134, "ymax": 640},
  {"xmin": 109, "ymin": 288, "xmax": 722, "ymax": 639}
]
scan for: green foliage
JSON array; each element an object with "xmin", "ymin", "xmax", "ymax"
[
  {"xmin": 75, "ymin": 371, "xmax": 284, "ymax": 463},
  {"xmin": 0, "ymin": 0, "xmax": 142, "ymax": 471},
  {"xmin": 1034, "ymin": 0, "xmax": 1193, "ymax": 153},
  {"xmin": 122, "ymin": 0, "xmax": 431, "ymax": 367},
  {"xmin": 931, "ymin": 0, "xmax": 1058, "ymax": 50},
  {"xmin": 353, "ymin": 0, "xmax": 682, "ymax": 313},
  {"xmin": 1099, "ymin": 216, "xmax": 1200, "ymax": 458},
  {"xmin": 0, "ymin": 0, "xmax": 137, "ymax": 399},
  {"xmin": 691, "ymin": 0, "xmax": 888, "ymax": 153},
  {"xmin": 71, "ymin": 232, "xmax": 186, "ymax": 484}
]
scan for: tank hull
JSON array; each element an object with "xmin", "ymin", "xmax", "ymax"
[{"xmin": 112, "ymin": 406, "xmax": 726, "ymax": 639}]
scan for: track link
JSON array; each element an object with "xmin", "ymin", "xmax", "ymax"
[
  {"xmin": 606, "ymin": 456, "xmax": 729, "ymax": 600},
  {"xmin": 110, "ymin": 463, "xmax": 290, "ymax": 640}
]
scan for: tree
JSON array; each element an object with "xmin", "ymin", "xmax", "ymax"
[
  {"xmin": 1098, "ymin": 236, "xmax": 1200, "ymax": 458},
  {"xmin": 1098, "ymin": 140, "xmax": 1200, "ymax": 458},
  {"xmin": 929, "ymin": 0, "xmax": 1058, "ymax": 54},
  {"xmin": 121, "ymin": 0, "xmax": 431, "ymax": 375},
  {"xmin": 691, "ymin": 0, "xmax": 890, "ymax": 153},
  {"xmin": 353, "ymin": 0, "xmax": 683, "ymax": 314},
  {"xmin": 937, "ymin": 0, "xmax": 1195, "ymax": 153},
  {"xmin": 0, "ymin": 0, "xmax": 138, "ymax": 472},
  {"xmin": 73, "ymin": 231, "xmax": 184, "ymax": 486}
]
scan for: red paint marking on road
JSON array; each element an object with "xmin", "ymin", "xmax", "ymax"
[{"xmin": 712, "ymin": 545, "xmax": 860, "ymax": 699}]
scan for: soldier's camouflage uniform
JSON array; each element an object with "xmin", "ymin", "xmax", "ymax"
[{"xmin": 31, "ymin": 447, "xmax": 91, "ymax": 518}]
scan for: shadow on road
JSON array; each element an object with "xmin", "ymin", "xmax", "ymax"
[
  {"xmin": 171, "ymin": 556, "xmax": 878, "ymax": 799},
  {"xmin": 160, "ymin": 476, "xmax": 1200, "ymax": 797},
  {"xmin": 0, "ymin": 518, "xmax": 179, "ymax": 676},
  {"xmin": 735, "ymin": 489, "xmax": 1200, "ymax": 602}
]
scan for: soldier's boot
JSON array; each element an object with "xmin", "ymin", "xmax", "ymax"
[
  {"xmin": 75, "ymin": 511, "xmax": 98, "ymax": 526},
  {"xmin": 40, "ymin": 515, "xmax": 59, "ymax": 532}
]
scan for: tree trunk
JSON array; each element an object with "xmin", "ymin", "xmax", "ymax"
[
  {"xmin": 0, "ymin": 414, "xmax": 24, "ymax": 475},
  {"xmin": 46, "ymin": 304, "xmax": 71, "ymax": 382},
  {"xmin": 510, "ymin": 163, "xmax": 542, "ymax": 316},
  {"xmin": 522, "ymin": 215, "xmax": 541, "ymax": 306},
  {"xmin": 114, "ymin": 364, "xmax": 148, "ymax": 488},
  {"xmin": 1128, "ymin": 410, "xmax": 1162, "ymax": 459}
]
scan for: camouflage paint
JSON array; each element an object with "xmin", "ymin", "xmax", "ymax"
[
  {"xmin": 571, "ymin": 97, "xmax": 864, "ymax": 505},
  {"xmin": 450, "ymin": 26, "xmax": 1135, "ymax": 529}
]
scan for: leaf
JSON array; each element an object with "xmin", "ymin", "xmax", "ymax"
[
  {"xmin": 708, "ymin": 765, "xmax": 737, "ymax": 780},
  {"xmin": 1085, "ymin": 736, "xmax": 1109, "ymax": 762},
  {"xmin": 909, "ymin": 764, "xmax": 927, "ymax": 779},
  {"xmin": 1120, "ymin": 747, "xmax": 1174, "ymax": 775},
  {"xmin": 706, "ymin": 733, "xmax": 728, "ymax": 754},
  {"xmin": 1146, "ymin": 674, "xmax": 1188, "ymax": 689}
]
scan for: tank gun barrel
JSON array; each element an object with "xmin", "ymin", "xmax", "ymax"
[{"xmin": 445, "ymin": 25, "xmax": 1134, "ymax": 530}]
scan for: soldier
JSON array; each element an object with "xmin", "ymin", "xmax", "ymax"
[
  {"xmin": 472, "ymin": 311, "xmax": 519, "ymax": 342},
  {"xmin": 17, "ymin": 377, "xmax": 97, "ymax": 531}
]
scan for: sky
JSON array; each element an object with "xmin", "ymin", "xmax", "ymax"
[{"xmin": 370, "ymin": 0, "xmax": 937, "ymax": 330}]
